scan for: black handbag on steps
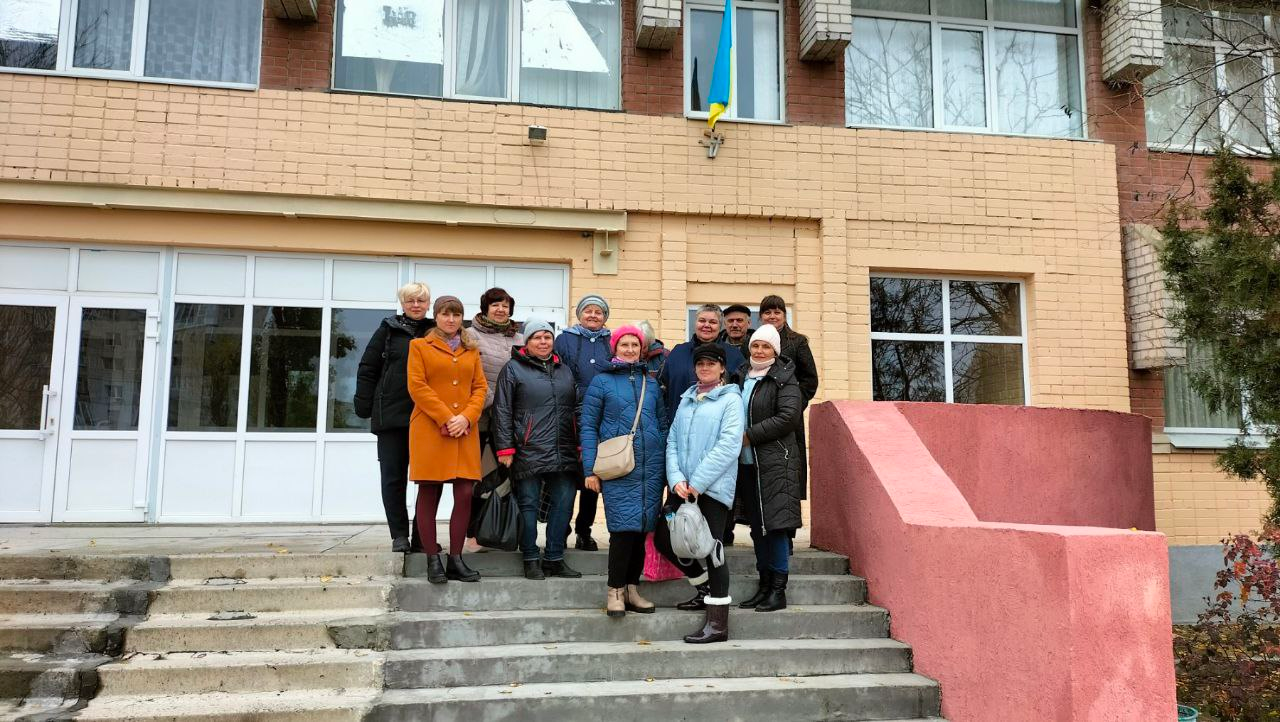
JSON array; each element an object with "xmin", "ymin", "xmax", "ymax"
[{"xmin": 472, "ymin": 478, "xmax": 520, "ymax": 552}]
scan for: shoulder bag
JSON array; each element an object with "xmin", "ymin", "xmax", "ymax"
[{"xmin": 593, "ymin": 375, "xmax": 646, "ymax": 481}]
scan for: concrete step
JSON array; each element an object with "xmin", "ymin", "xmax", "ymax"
[
  {"xmin": 167, "ymin": 552, "xmax": 400, "ymax": 582},
  {"xmin": 0, "ymin": 652, "xmax": 109, "ymax": 701},
  {"xmin": 96, "ymin": 649, "xmax": 384, "ymax": 696},
  {"xmin": 0, "ymin": 614, "xmax": 123, "ymax": 654},
  {"xmin": 405, "ymin": 548, "xmax": 849, "ymax": 578},
  {"xmin": 332, "ymin": 605, "xmax": 889, "ymax": 650},
  {"xmin": 384, "ymin": 638, "xmax": 912, "ymax": 688},
  {"xmin": 148, "ymin": 577, "xmax": 392, "ymax": 614},
  {"xmin": 125, "ymin": 608, "xmax": 383, "ymax": 653},
  {"xmin": 0, "ymin": 555, "xmax": 167, "ymax": 582},
  {"xmin": 394, "ymin": 574, "xmax": 864, "ymax": 611},
  {"xmin": 371, "ymin": 673, "xmax": 941, "ymax": 721},
  {"xmin": 73, "ymin": 689, "xmax": 377, "ymax": 721},
  {"xmin": 0, "ymin": 579, "xmax": 151, "ymax": 615}
]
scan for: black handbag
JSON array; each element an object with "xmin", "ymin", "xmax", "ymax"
[{"xmin": 473, "ymin": 479, "xmax": 520, "ymax": 551}]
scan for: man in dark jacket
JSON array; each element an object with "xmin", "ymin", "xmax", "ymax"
[
  {"xmin": 658, "ymin": 304, "xmax": 746, "ymax": 425},
  {"xmin": 719, "ymin": 304, "xmax": 753, "ymax": 357}
]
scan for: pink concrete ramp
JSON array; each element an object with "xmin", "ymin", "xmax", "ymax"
[{"xmin": 810, "ymin": 401, "xmax": 1175, "ymax": 722}]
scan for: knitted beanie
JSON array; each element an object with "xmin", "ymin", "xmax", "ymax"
[
  {"xmin": 610, "ymin": 324, "xmax": 645, "ymax": 354},
  {"xmin": 522, "ymin": 317, "xmax": 554, "ymax": 341},
  {"xmin": 749, "ymin": 324, "xmax": 782, "ymax": 357},
  {"xmin": 575, "ymin": 294, "xmax": 610, "ymax": 321}
]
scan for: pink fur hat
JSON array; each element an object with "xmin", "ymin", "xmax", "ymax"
[{"xmin": 610, "ymin": 324, "xmax": 645, "ymax": 354}]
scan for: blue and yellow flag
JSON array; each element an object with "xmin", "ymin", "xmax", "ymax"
[{"xmin": 707, "ymin": 0, "xmax": 733, "ymax": 130}]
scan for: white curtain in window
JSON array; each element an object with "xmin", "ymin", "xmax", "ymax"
[
  {"xmin": 1144, "ymin": 43, "xmax": 1219, "ymax": 148},
  {"xmin": 1164, "ymin": 363, "xmax": 1244, "ymax": 430},
  {"xmin": 736, "ymin": 6, "xmax": 779, "ymax": 121},
  {"xmin": 73, "ymin": 0, "xmax": 134, "ymax": 70},
  {"xmin": 520, "ymin": 0, "xmax": 619, "ymax": 110},
  {"xmin": 144, "ymin": 0, "xmax": 260, "ymax": 83},
  {"xmin": 455, "ymin": 0, "xmax": 508, "ymax": 98}
]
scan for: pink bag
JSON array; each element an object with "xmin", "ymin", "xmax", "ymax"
[{"xmin": 643, "ymin": 532, "xmax": 684, "ymax": 582}]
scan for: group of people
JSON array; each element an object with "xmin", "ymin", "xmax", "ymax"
[{"xmin": 354, "ymin": 286, "xmax": 818, "ymax": 644}]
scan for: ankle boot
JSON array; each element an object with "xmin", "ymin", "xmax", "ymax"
[
  {"xmin": 523, "ymin": 559, "xmax": 546, "ymax": 580},
  {"xmin": 446, "ymin": 554, "xmax": 481, "ymax": 582},
  {"xmin": 676, "ymin": 582, "xmax": 711, "ymax": 611},
  {"xmin": 683, "ymin": 602, "xmax": 729, "ymax": 644},
  {"xmin": 624, "ymin": 584, "xmax": 656, "ymax": 614},
  {"xmin": 738, "ymin": 571, "xmax": 772, "ymax": 609},
  {"xmin": 391, "ymin": 537, "xmax": 411, "ymax": 553},
  {"xmin": 755, "ymin": 572, "xmax": 787, "ymax": 612},
  {"xmin": 542, "ymin": 558, "xmax": 583, "ymax": 579},
  {"xmin": 606, "ymin": 587, "xmax": 626, "ymax": 618},
  {"xmin": 426, "ymin": 553, "xmax": 447, "ymax": 584}
]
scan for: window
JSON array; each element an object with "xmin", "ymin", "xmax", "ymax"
[
  {"xmin": 846, "ymin": 0, "xmax": 1084, "ymax": 138},
  {"xmin": 870, "ymin": 276, "xmax": 1028, "ymax": 404},
  {"xmin": 0, "ymin": 0, "xmax": 262, "ymax": 86},
  {"xmin": 168, "ymin": 303, "xmax": 243, "ymax": 432},
  {"xmin": 247, "ymin": 306, "xmax": 323, "ymax": 432},
  {"xmin": 685, "ymin": 0, "xmax": 783, "ymax": 123},
  {"xmin": 332, "ymin": 0, "xmax": 622, "ymax": 111},
  {"xmin": 1162, "ymin": 344, "xmax": 1263, "ymax": 447},
  {"xmin": 1145, "ymin": 3, "xmax": 1277, "ymax": 151},
  {"xmin": 327, "ymin": 307, "xmax": 385, "ymax": 432}
]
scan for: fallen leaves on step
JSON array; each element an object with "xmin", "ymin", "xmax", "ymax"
[
  {"xmin": 320, "ymin": 575, "xmax": 332, "ymax": 583},
  {"xmin": 636, "ymin": 640, "xmax": 652, "ymax": 646}
]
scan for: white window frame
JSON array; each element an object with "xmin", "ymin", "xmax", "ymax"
[
  {"xmin": 1163, "ymin": 362, "xmax": 1269, "ymax": 449},
  {"xmin": 683, "ymin": 0, "xmax": 786, "ymax": 125},
  {"xmin": 1146, "ymin": 6, "xmax": 1278, "ymax": 155},
  {"xmin": 0, "ymin": 0, "xmax": 262, "ymax": 90},
  {"xmin": 330, "ymin": 0, "xmax": 623, "ymax": 110},
  {"xmin": 868, "ymin": 273, "xmax": 1032, "ymax": 405},
  {"xmin": 846, "ymin": 0, "xmax": 1088, "ymax": 140}
]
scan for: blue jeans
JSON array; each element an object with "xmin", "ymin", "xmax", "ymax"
[
  {"xmin": 515, "ymin": 472, "xmax": 576, "ymax": 562},
  {"xmin": 751, "ymin": 525, "xmax": 790, "ymax": 575}
]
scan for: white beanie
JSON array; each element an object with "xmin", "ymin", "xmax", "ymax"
[{"xmin": 749, "ymin": 325, "xmax": 782, "ymax": 357}]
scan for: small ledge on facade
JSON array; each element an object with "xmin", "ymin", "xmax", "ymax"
[
  {"xmin": 636, "ymin": 0, "xmax": 681, "ymax": 50},
  {"xmin": 267, "ymin": 0, "xmax": 318, "ymax": 21},
  {"xmin": 1162, "ymin": 429, "xmax": 1268, "ymax": 450}
]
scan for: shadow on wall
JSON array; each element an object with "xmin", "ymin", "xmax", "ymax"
[{"xmin": 810, "ymin": 401, "xmax": 1174, "ymax": 722}]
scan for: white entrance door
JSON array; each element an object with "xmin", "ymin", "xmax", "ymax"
[
  {"xmin": 0, "ymin": 296, "xmax": 69, "ymax": 522},
  {"xmin": 51, "ymin": 297, "xmax": 160, "ymax": 522}
]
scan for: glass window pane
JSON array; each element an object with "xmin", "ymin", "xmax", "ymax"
[
  {"xmin": 735, "ymin": 6, "xmax": 781, "ymax": 121},
  {"xmin": 846, "ymin": 17, "xmax": 933, "ymax": 128},
  {"xmin": 168, "ymin": 303, "xmax": 243, "ymax": 432},
  {"xmin": 74, "ymin": 308, "xmax": 145, "ymax": 431},
  {"xmin": 1216, "ymin": 11, "xmax": 1266, "ymax": 45},
  {"xmin": 1163, "ymin": 5, "xmax": 1211, "ymax": 40},
  {"xmin": 872, "ymin": 340, "xmax": 946, "ymax": 402},
  {"xmin": 455, "ymin": 0, "xmax": 509, "ymax": 98},
  {"xmin": 328, "ymin": 308, "xmax": 386, "ymax": 432},
  {"xmin": 941, "ymin": 29, "xmax": 986, "ymax": 128},
  {"xmin": 333, "ymin": 0, "xmax": 444, "ymax": 96},
  {"xmin": 1223, "ymin": 52, "xmax": 1267, "ymax": 148},
  {"xmin": 0, "ymin": 305, "xmax": 56, "ymax": 430},
  {"xmin": 0, "ymin": 0, "xmax": 61, "ymax": 69},
  {"xmin": 1144, "ymin": 43, "xmax": 1219, "ymax": 148},
  {"xmin": 1163, "ymin": 364, "xmax": 1244, "ymax": 430},
  {"xmin": 688, "ymin": 8, "xmax": 720, "ymax": 113},
  {"xmin": 949, "ymin": 281, "xmax": 1022, "ymax": 335},
  {"xmin": 520, "ymin": 0, "xmax": 620, "ymax": 110},
  {"xmin": 853, "ymin": 0, "xmax": 929, "ymax": 12},
  {"xmin": 73, "ymin": 0, "xmax": 134, "ymax": 70},
  {"xmin": 144, "ymin": 0, "xmax": 261, "ymax": 84},
  {"xmin": 993, "ymin": 29, "xmax": 1083, "ymax": 137},
  {"xmin": 870, "ymin": 277, "xmax": 943, "ymax": 334},
  {"xmin": 994, "ymin": 0, "xmax": 1075, "ymax": 27},
  {"xmin": 934, "ymin": 0, "xmax": 985, "ymax": 19},
  {"xmin": 952, "ymin": 342, "xmax": 1025, "ymax": 404},
  {"xmin": 247, "ymin": 306, "xmax": 321, "ymax": 432}
]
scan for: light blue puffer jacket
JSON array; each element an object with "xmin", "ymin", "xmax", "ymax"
[{"xmin": 665, "ymin": 383, "xmax": 744, "ymax": 508}]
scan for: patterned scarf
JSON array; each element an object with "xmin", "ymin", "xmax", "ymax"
[{"xmin": 473, "ymin": 313, "xmax": 518, "ymax": 337}]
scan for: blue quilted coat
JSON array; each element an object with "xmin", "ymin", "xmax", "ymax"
[{"xmin": 579, "ymin": 361, "xmax": 668, "ymax": 533}]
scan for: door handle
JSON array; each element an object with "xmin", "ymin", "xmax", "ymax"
[{"xmin": 39, "ymin": 385, "xmax": 58, "ymax": 439}]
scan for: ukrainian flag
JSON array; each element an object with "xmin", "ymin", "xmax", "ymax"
[{"xmin": 707, "ymin": 0, "xmax": 733, "ymax": 130}]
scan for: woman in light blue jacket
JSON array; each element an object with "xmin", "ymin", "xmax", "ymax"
[{"xmin": 655, "ymin": 343, "xmax": 744, "ymax": 645}]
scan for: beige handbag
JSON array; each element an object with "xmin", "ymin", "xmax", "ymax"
[{"xmin": 593, "ymin": 376, "xmax": 647, "ymax": 481}]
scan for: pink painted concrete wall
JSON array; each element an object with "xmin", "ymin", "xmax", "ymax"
[
  {"xmin": 896, "ymin": 403, "xmax": 1157, "ymax": 531},
  {"xmin": 810, "ymin": 401, "xmax": 1174, "ymax": 722}
]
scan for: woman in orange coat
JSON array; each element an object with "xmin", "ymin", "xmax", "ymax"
[{"xmin": 407, "ymin": 295, "xmax": 488, "ymax": 583}]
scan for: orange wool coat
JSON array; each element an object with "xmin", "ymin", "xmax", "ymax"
[{"xmin": 406, "ymin": 333, "xmax": 488, "ymax": 483}]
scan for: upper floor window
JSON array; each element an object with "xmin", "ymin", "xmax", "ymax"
[
  {"xmin": 845, "ymin": 0, "xmax": 1084, "ymax": 138},
  {"xmin": 332, "ymin": 0, "xmax": 621, "ymax": 111},
  {"xmin": 0, "ymin": 0, "xmax": 261, "ymax": 87},
  {"xmin": 1145, "ymin": 3, "xmax": 1278, "ymax": 152},
  {"xmin": 1162, "ymin": 344, "xmax": 1266, "ymax": 448},
  {"xmin": 685, "ymin": 0, "xmax": 783, "ymax": 123}
]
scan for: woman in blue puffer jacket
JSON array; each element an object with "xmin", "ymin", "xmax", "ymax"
[{"xmin": 581, "ymin": 324, "xmax": 668, "ymax": 618}]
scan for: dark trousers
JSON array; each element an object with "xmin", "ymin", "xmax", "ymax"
[
  {"xmin": 574, "ymin": 488, "xmax": 599, "ymax": 536},
  {"xmin": 515, "ymin": 472, "xmax": 576, "ymax": 562},
  {"xmin": 654, "ymin": 494, "xmax": 731, "ymax": 598},
  {"xmin": 414, "ymin": 480, "xmax": 475, "ymax": 555},
  {"xmin": 375, "ymin": 429, "xmax": 421, "ymax": 548},
  {"xmin": 751, "ymin": 526, "xmax": 790, "ymax": 575},
  {"xmin": 607, "ymin": 531, "xmax": 646, "ymax": 588}
]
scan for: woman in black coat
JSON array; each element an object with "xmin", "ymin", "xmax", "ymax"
[
  {"xmin": 734, "ymin": 324, "xmax": 804, "ymax": 612},
  {"xmin": 759, "ymin": 295, "xmax": 817, "ymax": 500},
  {"xmin": 354, "ymin": 282, "xmax": 435, "ymax": 552}
]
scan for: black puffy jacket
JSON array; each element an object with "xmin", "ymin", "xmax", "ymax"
[
  {"xmin": 491, "ymin": 347, "xmax": 582, "ymax": 481},
  {"xmin": 353, "ymin": 315, "xmax": 432, "ymax": 433},
  {"xmin": 735, "ymin": 357, "xmax": 804, "ymax": 532}
]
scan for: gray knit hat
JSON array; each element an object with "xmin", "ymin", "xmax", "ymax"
[
  {"xmin": 523, "ymin": 317, "xmax": 554, "ymax": 341},
  {"xmin": 575, "ymin": 294, "xmax": 610, "ymax": 321}
]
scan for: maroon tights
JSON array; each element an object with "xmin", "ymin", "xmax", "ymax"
[{"xmin": 413, "ymin": 480, "xmax": 475, "ymax": 555}]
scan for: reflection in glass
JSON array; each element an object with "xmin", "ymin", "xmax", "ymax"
[
  {"xmin": 1223, "ymin": 53, "xmax": 1267, "ymax": 148},
  {"xmin": 73, "ymin": 0, "xmax": 134, "ymax": 70},
  {"xmin": 846, "ymin": 17, "xmax": 932, "ymax": 128},
  {"xmin": 0, "ymin": 305, "xmax": 56, "ymax": 430},
  {"xmin": 333, "ymin": 0, "xmax": 445, "ymax": 96},
  {"xmin": 934, "ymin": 0, "xmax": 985, "ymax": 19},
  {"xmin": 870, "ymin": 277, "xmax": 943, "ymax": 334},
  {"xmin": 329, "ymin": 308, "xmax": 386, "ymax": 432},
  {"xmin": 993, "ymin": 29, "xmax": 1082, "ymax": 138},
  {"xmin": 872, "ymin": 340, "xmax": 945, "ymax": 402},
  {"xmin": 247, "ymin": 306, "xmax": 321, "ymax": 431},
  {"xmin": 993, "ymin": 0, "xmax": 1075, "ymax": 27},
  {"xmin": 74, "ymin": 308, "xmax": 145, "ymax": 430},
  {"xmin": 941, "ymin": 29, "xmax": 986, "ymax": 128},
  {"xmin": 949, "ymin": 281, "xmax": 1021, "ymax": 335},
  {"xmin": 168, "ymin": 304, "xmax": 243, "ymax": 431},
  {"xmin": 455, "ymin": 0, "xmax": 509, "ymax": 98},
  {"xmin": 688, "ymin": 8, "xmax": 720, "ymax": 113},
  {"xmin": 1144, "ymin": 44, "xmax": 1219, "ymax": 148},
  {"xmin": 952, "ymin": 342, "xmax": 1024, "ymax": 404},
  {"xmin": 520, "ymin": 0, "xmax": 620, "ymax": 110},
  {"xmin": 735, "ymin": 6, "xmax": 781, "ymax": 121},
  {"xmin": 0, "ymin": 0, "xmax": 60, "ymax": 69}
]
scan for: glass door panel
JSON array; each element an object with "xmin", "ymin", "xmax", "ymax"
[{"xmin": 0, "ymin": 296, "xmax": 67, "ymax": 521}]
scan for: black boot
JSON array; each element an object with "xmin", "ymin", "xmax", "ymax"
[
  {"xmin": 542, "ymin": 558, "xmax": 583, "ymax": 578},
  {"xmin": 426, "ymin": 553, "xmax": 447, "ymax": 584},
  {"xmin": 446, "ymin": 554, "xmax": 481, "ymax": 582},
  {"xmin": 575, "ymin": 533, "xmax": 599, "ymax": 552},
  {"xmin": 391, "ymin": 537, "xmax": 410, "ymax": 553},
  {"xmin": 755, "ymin": 572, "xmax": 787, "ymax": 612},
  {"xmin": 676, "ymin": 582, "xmax": 710, "ymax": 611},
  {"xmin": 523, "ymin": 559, "xmax": 546, "ymax": 580},
  {"xmin": 738, "ymin": 571, "xmax": 772, "ymax": 609},
  {"xmin": 684, "ymin": 603, "xmax": 729, "ymax": 644}
]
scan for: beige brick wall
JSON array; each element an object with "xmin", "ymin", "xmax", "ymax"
[
  {"xmin": 1123, "ymin": 222, "xmax": 1184, "ymax": 369},
  {"xmin": 1154, "ymin": 444, "xmax": 1273, "ymax": 544}
]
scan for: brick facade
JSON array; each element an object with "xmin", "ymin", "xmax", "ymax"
[{"xmin": 260, "ymin": 0, "xmax": 335, "ymax": 92}]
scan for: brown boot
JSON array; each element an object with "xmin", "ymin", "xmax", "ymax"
[
  {"xmin": 606, "ymin": 586, "xmax": 626, "ymax": 618},
  {"xmin": 683, "ymin": 601, "xmax": 729, "ymax": 644},
  {"xmin": 625, "ymin": 584, "xmax": 656, "ymax": 614}
]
